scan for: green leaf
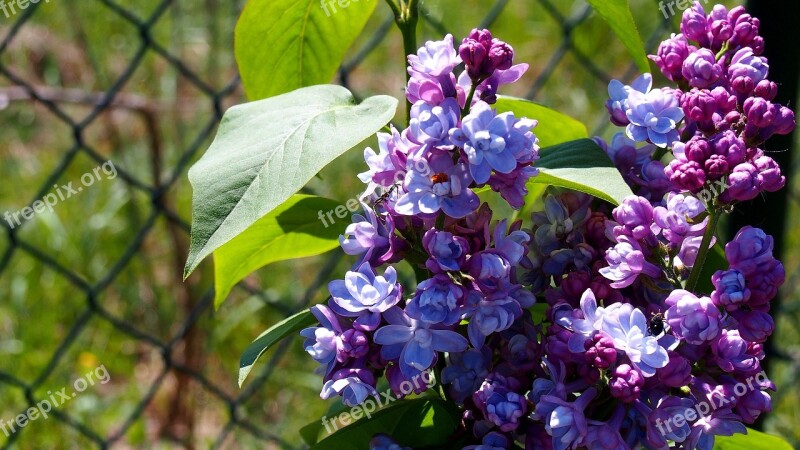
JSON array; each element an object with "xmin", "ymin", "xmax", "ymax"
[
  {"xmin": 235, "ymin": 0, "xmax": 378, "ymax": 100},
  {"xmin": 239, "ymin": 309, "xmax": 317, "ymax": 387},
  {"xmin": 531, "ymin": 138, "xmax": 633, "ymax": 206},
  {"xmin": 494, "ymin": 96, "xmax": 588, "ymax": 148},
  {"xmin": 713, "ymin": 428, "xmax": 793, "ymax": 450},
  {"xmin": 184, "ymin": 85, "xmax": 397, "ymax": 278},
  {"xmin": 695, "ymin": 242, "xmax": 726, "ymax": 295},
  {"xmin": 310, "ymin": 398, "xmax": 460, "ymax": 450},
  {"xmin": 213, "ymin": 194, "xmax": 345, "ymax": 309},
  {"xmin": 585, "ymin": 0, "xmax": 650, "ymax": 73}
]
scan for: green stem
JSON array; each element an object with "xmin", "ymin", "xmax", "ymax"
[
  {"xmin": 462, "ymin": 82, "xmax": 478, "ymax": 116},
  {"xmin": 685, "ymin": 208, "xmax": 720, "ymax": 292},
  {"xmin": 386, "ymin": 0, "xmax": 419, "ymax": 125}
]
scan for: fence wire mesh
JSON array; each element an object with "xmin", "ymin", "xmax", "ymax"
[{"xmin": 0, "ymin": 0, "xmax": 796, "ymax": 448}]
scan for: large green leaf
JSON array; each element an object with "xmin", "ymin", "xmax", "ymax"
[
  {"xmin": 713, "ymin": 428, "xmax": 793, "ymax": 450},
  {"xmin": 213, "ymin": 195, "xmax": 344, "ymax": 309},
  {"xmin": 494, "ymin": 96, "xmax": 588, "ymax": 148},
  {"xmin": 185, "ymin": 85, "xmax": 397, "ymax": 277},
  {"xmin": 239, "ymin": 309, "xmax": 317, "ymax": 387},
  {"xmin": 235, "ymin": 0, "xmax": 378, "ymax": 100},
  {"xmin": 586, "ymin": 0, "xmax": 650, "ymax": 73},
  {"xmin": 310, "ymin": 398, "xmax": 460, "ymax": 450},
  {"xmin": 530, "ymin": 138, "xmax": 633, "ymax": 206}
]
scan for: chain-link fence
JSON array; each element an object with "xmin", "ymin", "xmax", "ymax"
[{"xmin": 0, "ymin": 0, "xmax": 796, "ymax": 448}]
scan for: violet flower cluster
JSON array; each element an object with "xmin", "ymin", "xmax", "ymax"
[{"xmin": 300, "ymin": 5, "xmax": 792, "ymax": 449}]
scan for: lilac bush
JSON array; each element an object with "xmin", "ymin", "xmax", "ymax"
[{"xmin": 293, "ymin": 4, "xmax": 793, "ymax": 448}]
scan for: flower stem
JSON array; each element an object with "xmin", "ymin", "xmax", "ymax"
[
  {"xmin": 386, "ymin": 0, "xmax": 419, "ymax": 125},
  {"xmin": 685, "ymin": 208, "xmax": 720, "ymax": 292}
]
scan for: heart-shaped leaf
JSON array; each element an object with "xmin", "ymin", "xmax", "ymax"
[
  {"xmin": 213, "ymin": 195, "xmax": 346, "ymax": 309},
  {"xmin": 531, "ymin": 138, "xmax": 633, "ymax": 206},
  {"xmin": 235, "ymin": 0, "xmax": 378, "ymax": 100},
  {"xmin": 185, "ymin": 85, "xmax": 397, "ymax": 277}
]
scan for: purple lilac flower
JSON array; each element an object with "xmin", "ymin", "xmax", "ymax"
[
  {"xmin": 612, "ymin": 195, "xmax": 656, "ymax": 242},
  {"xmin": 463, "ymin": 289, "xmax": 525, "ymax": 348},
  {"xmin": 534, "ymin": 388, "xmax": 596, "ymax": 450},
  {"xmin": 328, "ymin": 262, "xmax": 402, "ymax": 331},
  {"xmin": 408, "ymin": 98, "xmax": 461, "ymax": 147},
  {"xmin": 339, "ymin": 206, "xmax": 398, "ymax": 266},
  {"xmin": 473, "ymin": 375, "xmax": 527, "ymax": 432},
  {"xmin": 735, "ymin": 388, "xmax": 772, "ymax": 424},
  {"xmin": 585, "ymin": 407, "xmax": 629, "ymax": 450},
  {"xmin": 464, "ymin": 432, "xmax": 509, "ymax": 450},
  {"xmin": 600, "ymin": 303, "xmax": 670, "ymax": 377},
  {"xmin": 405, "ymin": 274, "xmax": 464, "ymax": 326},
  {"xmin": 369, "ymin": 434, "xmax": 410, "ymax": 450},
  {"xmin": 606, "ymin": 73, "xmax": 652, "ymax": 127},
  {"xmin": 657, "ymin": 352, "xmax": 693, "ymax": 387},
  {"xmin": 422, "ymin": 229, "xmax": 469, "ymax": 272},
  {"xmin": 584, "ymin": 332, "xmax": 617, "ymax": 369},
  {"xmin": 644, "ymin": 396, "xmax": 695, "ymax": 448},
  {"xmin": 321, "ymin": 368, "xmax": 377, "ymax": 406},
  {"xmin": 468, "ymin": 251, "xmax": 511, "ymax": 292},
  {"xmin": 449, "ymin": 100, "xmax": 538, "ymax": 184},
  {"xmin": 395, "ymin": 151, "xmax": 480, "ymax": 218},
  {"xmin": 300, "ymin": 305, "xmax": 347, "ymax": 377},
  {"xmin": 652, "ymin": 193, "xmax": 707, "ymax": 247},
  {"xmin": 728, "ymin": 47, "xmax": 769, "ymax": 95},
  {"xmin": 681, "ymin": 3, "xmax": 710, "ymax": 45},
  {"xmin": 600, "ymin": 235, "xmax": 662, "ymax": 288},
  {"xmin": 731, "ymin": 310, "xmax": 774, "ymax": 343},
  {"xmin": 711, "ymin": 269, "xmax": 751, "ymax": 310},
  {"xmin": 609, "ymin": 364, "xmax": 643, "ymax": 402},
  {"xmin": 459, "ymin": 28, "xmax": 514, "ymax": 81},
  {"xmin": 358, "ymin": 127, "xmax": 410, "ymax": 198},
  {"xmin": 407, "ymin": 34, "xmax": 461, "ymax": 77},
  {"xmin": 442, "ymin": 348, "xmax": 490, "ymax": 403},
  {"xmin": 469, "ymin": 63, "xmax": 530, "ymax": 105},
  {"xmin": 493, "ymin": 218, "xmax": 530, "ymax": 265},
  {"xmin": 625, "ymin": 87, "xmax": 684, "ymax": 147},
  {"xmin": 650, "ymin": 34, "xmax": 692, "ymax": 82},
  {"xmin": 711, "ymin": 329, "xmax": 761, "ymax": 374},
  {"xmin": 664, "ymin": 289, "xmax": 722, "ymax": 344},
  {"xmin": 682, "ymin": 48, "xmax": 723, "ymax": 88},
  {"xmin": 724, "ymin": 226, "xmax": 776, "ymax": 276},
  {"xmin": 374, "ymin": 307, "xmax": 468, "ymax": 379},
  {"xmin": 487, "ymin": 164, "xmax": 539, "ymax": 209}
]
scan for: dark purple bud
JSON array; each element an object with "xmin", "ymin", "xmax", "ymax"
[
  {"xmin": 754, "ymin": 80, "xmax": 777, "ymax": 100},
  {"xmin": 650, "ymin": 34, "xmax": 691, "ymax": 82},
  {"xmin": 682, "ymin": 48, "xmax": 723, "ymax": 88},
  {"xmin": 684, "ymin": 135, "xmax": 712, "ymax": 162},
  {"xmin": 488, "ymin": 40, "xmax": 514, "ymax": 71},
  {"xmin": 584, "ymin": 332, "xmax": 617, "ymax": 369},
  {"xmin": 704, "ymin": 154, "xmax": 729, "ymax": 180},
  {"xmin": 732, "ymin": 310, "xmax": 774, "ymax": 343},
  {"xmin": 722, "ymin": 162, "xmax": 760, "ymax": 202},
  {"xmin": 753, "ymin": 155, "xmax": 785, "ymax": 192},
  {"xmin": 657, "ymin": 352, "xmax": 693, "ymax": 387},
  {"xmin": 681, "ymin": 4, "xmax": 709, "ymax": 45},
  {"xmin": 735, "ymin": 389, "xmax": 771, "ymax": 424},
  {"xmin": 666, "ymin": 159, "xmax": 706, "ymax": 192},
  {"xmin": 609, "ymin": 364, "xmax": 643, "ymax": 402}
]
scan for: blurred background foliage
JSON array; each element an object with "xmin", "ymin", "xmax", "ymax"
[{"xmin": 0, "ymin": 0, "xmax": 797, "ymax": 448}]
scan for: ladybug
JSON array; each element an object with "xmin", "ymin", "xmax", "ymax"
[{"xmin": 430, "ymin": 173, "xmax": 450, "ymax": 184}]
